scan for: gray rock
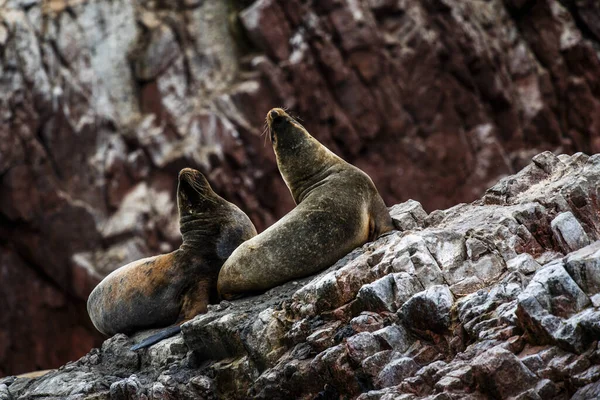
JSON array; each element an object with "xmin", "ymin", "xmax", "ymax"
[
  {"xmin": 133, "ymin": 24, "xmax": 179, "ymax": 81},
  {"xmin": 306, "ymin": 323, "xmax": 340, "ymax": 353},
  {"xmin": 572, "ymin": 380, "xmax": 600, "ymax": 400},
  {"xmin": 389, "ymin": 200, "xmax": 428, "ymax": 231},
  {"xmin": 110, "ymin": 375, "xmax": 144, "ymax": 400},
  {"xmin": 350, "ymin": 312, "xmax": 385, "ymax": 333},
  {"xmin": 465, "ymin": 237, "xmax": 488, "ymax": 261},
  {"xmin": 423, "ymin": 231, "xmax": 466, "ymax": 273},
  {"xmin": 181, "ymin": 311, "xmax": 244, "ymax": 359},
  {"xmin": 0, "ymin": 384, "xmax": 11, "ymax": 400},
  {"xmin": 551, "ymin": 212, "xmax": 590, "ymax": 253},
  {"xmin": 24, "ymin": 370, "xmax": 103, "ymax": 398},
  {"xmin": 507, "ymin": 253, "xmax": 541, "ymax": 275},
  {"xmin": 564, "ymin": 241, "xmax": 600, "ymax": 296},
  {"xmin": 377, "ymin": 357, "xmax": 419, "ymax": 388},
  {"xmin": 188, "ymin": 375, "xmax": 216, "ymax": 400},
  {"xmin": 471, "ymin": 346, "xmax": 538, "ymax": 399},
  {"xmin": 532, "ymin": 151, "xmax": 565, "ymax": 175},
  {"xmin": 143, "ymin": 335, "xmax": 187, "ymax": 369},
  {"xmin": 361, "ymin": 350, "xmax": 396, "ymax": 379},
  {"xmin": 357, "ymin": 274, "xmax": 396, "ymax": 312},
  {"xmin": 6, "ymin": 151, "xmax": 600, "ymax": 399},
  {"xmin": 389, "ymin": 234, "xmax": 446, "ymax": 289},
  {"xmin": 99, "ymin": 334, "xmax": 140, "ymax": 376},
  {"xmin": 346, "ymin": 332, "xmax": 382, "ymax": 365},
  {"xmin": 399, "ymin": 285, "xmax": 454, "ymax": 333},
  {"xmin": 372, "ymin": 325, "xmax": 412, "ymax": 353},
  {"xmin": 149, "ymin": 382, "xmax": 170, "ymax": 400},
  {"xmin": 243, "ymin": 307, "xmax": 287, "ymax": 368},
  {"xmin": 520, "ymin": 354, "xmax": 545, "ymax": 374},
  {"xmin": 356, "ymin": 272, "xmax": 424, "ymax": 313},
  {"xmin": 516, "ymin": 261, "xmax": 592, "ymax": 352},
  {"xmin": 573, "ymin": 365, "xmax": 600, "ymax": 387},
  {"xmin": 391, "ymin": 273, "xmax": 425, "ymax": 308}
]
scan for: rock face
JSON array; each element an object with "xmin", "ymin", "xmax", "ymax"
[
  {"xmin": 3, "ymin": 153, "xmax": 600, "ymax": 399},
  {"xmin": 2, "ymin": 0, "xmax": 600, "ymax": 377}
]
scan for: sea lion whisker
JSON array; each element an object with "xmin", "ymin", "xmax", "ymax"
[{"xmin": 261, "ymin": 124, "xmax": 269, "ymax": 146}]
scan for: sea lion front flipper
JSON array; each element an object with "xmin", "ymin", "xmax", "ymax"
[
  {"xmin": 181, "ymin": 279, "xmax": 211, "ymax": 320},
  {"xmin": 130, "ymin": 325, "xmax": 182, "ymax": 351}
]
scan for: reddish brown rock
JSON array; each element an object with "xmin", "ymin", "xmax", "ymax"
[
  {"xmin": 2, "ymin": 0, "xmax": 600, "ymax": 377},
  {"xmin": 3, "ymin": 153, "xmax": 600, "ymax": 400}
]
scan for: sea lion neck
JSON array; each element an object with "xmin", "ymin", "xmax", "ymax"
[
  {"xmin": 268, "ymin": 109, "xmax": 342, "ymax": 204},
  {"xmin": 176, "ymin": 168, "xmax": 224, "ymax": 254},
  {"xmin": 178, "ymin": 205, "xmax": 226, "ymax": 253}
]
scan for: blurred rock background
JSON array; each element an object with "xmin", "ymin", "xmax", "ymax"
[{"xmin": 0, "ymin": 0, "xmax": 599, "ymax": 376}]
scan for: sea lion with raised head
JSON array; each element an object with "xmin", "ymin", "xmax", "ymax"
[
  {"xmin": 87, "ymin": 168, "xmax": 257, "ymax": 341},
  {"xmin": 217, "ymin": 108, "xmax": 394, "ymax": 298}
]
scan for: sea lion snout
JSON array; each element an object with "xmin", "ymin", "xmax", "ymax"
[
  {"xmin": 269, "ymin": 109, "xmax": 281, "ymax": 121},
  {"xmin": 179, "ymin": 168, "xmax": 198, "ymax": 180},
  {"xmin": 267, "ymin": 108, "xmax": 287, "ymax": 126}
]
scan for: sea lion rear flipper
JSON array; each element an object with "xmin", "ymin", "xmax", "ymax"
[{"xmin": 130, "ymin": 325, "xmax": 182, "ymax": 351}]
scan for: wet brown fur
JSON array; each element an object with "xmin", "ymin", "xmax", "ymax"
[{"xmin": 87, "ymin": 169, "xmax": 257, "ymax": 336}]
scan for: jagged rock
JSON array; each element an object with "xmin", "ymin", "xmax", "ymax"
[
  {"xmin": 507, "ymin": 253, "xmax": 542, "ymax": 275},
  {"xmin": 362, "ymin": 350, "xmax": 396, "ymax": 380},
  {"xmin": 0, "ymin": 384, "xmax": 11, "ymax": 400},
  {"xmin": 346, "ymin": 332, "xmax": 383, "ymax": 365},
  {"xmin": 471, "ymin": 346, "xmax": 538, "ymax": 398},
  {"xmin": 516, "ymin": 259, "xmax": 593, "ymax": 352},
  {"xmin": 4, "ymin": 156, "xmax": 600, "ymax": 397},
  {"xmin": 551, "ymin": 212, "xmax": 591, "ymax": 253},
  {"xmin": 110, "ymin": 374, "xmax": 144, "ymax": 400},
  {"xmin": 399, "ymin": 285, "xmax": 454, "ymax": 334},
  {"xmin": 564, "ymin": 241, "xmax": 600, "ymax": 296},
  {"xmin": 350, "ymin": 312, "xmax": 385, "ymax": 333},
  {"xmin": 377, "ymin": 357, "xmax": 420, "ymax": 388},
  {"xmin": 389, "ymin": 200, "xmax": 428, "ymax": 231},
  {"xmin": 572, "ymin": 380, "xmax": 600, "ymax": 400},
  {"xmin": 373, "ymin": 325, "xmax": 412, "ymax": 353},
  {"xmin": 4, "ymin": 0, "xmax": 600, "ymax": 375}
]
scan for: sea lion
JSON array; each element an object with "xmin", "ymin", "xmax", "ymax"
[
  {"xmin": 87, "ymin": 168, "xmax": 257, "ymax": 338},
  {"xmin": 217, "ymin": 108, "xmax": 394, "ymax": 298}
]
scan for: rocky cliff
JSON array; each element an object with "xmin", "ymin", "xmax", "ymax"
[
  {"xmin": 2, "ymin": 0, "xmax": 600, "ymax": 377},
  {"xmin": 2, "ymin": 152, "xmax": 600, "ymax": 399}
]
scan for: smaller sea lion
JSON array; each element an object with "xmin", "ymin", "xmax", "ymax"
[
  {"xmin": 87, "ymin": 168, "xmax": 257, "ymax": 339},
  {"xmin": 217, "ymin": 108, "xmax": 394, "ymax": 298}
]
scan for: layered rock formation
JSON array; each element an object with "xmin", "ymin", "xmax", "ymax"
[
  {"xmin": 3, "ymin": 153, "xmax": 600, "ymax": 399},
  {"xmin": 2, "ymin": 0, "xmax": 600, "ymax": 376}
]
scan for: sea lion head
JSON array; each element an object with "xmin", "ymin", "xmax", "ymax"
[
  {"xmin": 177, "ymin": 168, "xmax": 257, "ymax": 259},
  {"xmin": 267, "ymin": 108, "xmax": 339, "ymax": 203},
  {"xmin": 266, "ymin": 108, "xmax": 311, "ymax": 150},
  {"xmin": 177, "ymin": 168, "xmax": 216, "ymax": 217}
]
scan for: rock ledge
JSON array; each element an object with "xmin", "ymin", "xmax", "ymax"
[{"xmin": 3, "ymin": 152, "xmax": 600, "ymax": 400}]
